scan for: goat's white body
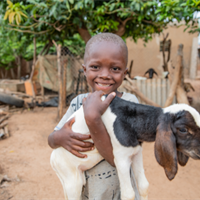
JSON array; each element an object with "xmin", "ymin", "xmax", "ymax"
[{"xmin": 51, "ymin": 106, "xmax": 149, "ymax": 200}]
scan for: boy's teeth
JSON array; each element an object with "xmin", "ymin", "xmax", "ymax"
[{"xmin": 98, "ymin": 83, "xmax": 110, "ymax": 87}]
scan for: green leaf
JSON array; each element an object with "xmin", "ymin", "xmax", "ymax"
[
  {"xmin": 66, "ymin": 1, "xmax": 70, "ymax": 10},
  {"xmin": 50, "ymin": 4, "xmax": 57, "ymax": 17},
  {"xmin": 109, "ymin": 3, "xmax": 115, "ymax": 11},
  {"xmin": 69, "ymin": 0, "xmax": 74, "ymax": 4},
  {"xmin": 135, "ymin": 3, "xmax": 140, "ymax": 11},
  {"xmin": 138, "ymin": 15, "xmax": 143, "ymax": 22}
]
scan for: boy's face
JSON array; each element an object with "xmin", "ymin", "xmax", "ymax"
[{"xmin": 83, "ymin": 41, "xmax": 127, "ymax": 95}]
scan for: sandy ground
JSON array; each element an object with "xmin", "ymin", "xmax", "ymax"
[{"xmin": 0, "ymin": 105, "xmax": 200, "ymax": 200}]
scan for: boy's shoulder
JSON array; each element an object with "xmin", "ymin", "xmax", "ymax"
[
  {"xmin": 70, "ymin": 93, "xmax": 89, "ymax": 111},
  {"xmin": 71, "ymin": 93, "xmax": 89, "ymax": 103}
]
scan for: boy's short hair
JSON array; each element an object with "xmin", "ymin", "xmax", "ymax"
[{"xmin": 84, "ymin": 33, "xmax": 128, "ymax": 65}]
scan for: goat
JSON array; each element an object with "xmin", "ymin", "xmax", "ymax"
[
  {"xmin": 50, "ymin": 96, "xmax": 200, "ymax": 200},
  {"xmin": 144, "ymin": 68, "xmax": 158, "ymax": 79}
]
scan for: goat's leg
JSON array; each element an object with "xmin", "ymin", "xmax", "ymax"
[
  {"xmin": 114, "ymin": 154, "xmax": 136, "ymax": 200},
  {"xmin": 61, "ymin": 170, "xmax": 84, "ymax": 200},
  {"xmin": 51, "ymin": 150, "xmax": 84, "ymax": 200},
  {"xmin": 131, "ymin": 146, "xmax": 149, "ymax": 200},
  {"xmin": 52, "ymin": 163, "xmax": 84, "ymax": 200}
]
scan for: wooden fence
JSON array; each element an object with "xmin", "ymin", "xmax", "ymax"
[{"xmin": 119, "ymin": 78, "xmax": 176, "ymax": 107}]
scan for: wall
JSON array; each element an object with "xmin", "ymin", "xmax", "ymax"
[{"xmin": 126, "ymin": 24, "xmax": 198, "ymax": 78}]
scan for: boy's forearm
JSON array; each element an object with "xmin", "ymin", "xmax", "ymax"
[
  {"xmin": 86, "ymin": 116, "xmax": 115, "ymax": 167},
  {"xmin": 48, "ymin": 131, "xmax": 59, "ymax": 149}
]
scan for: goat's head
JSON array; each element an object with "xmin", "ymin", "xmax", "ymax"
[{"xmin": 154, "ymin": 104, "xmax": 200, "ymax": 181}]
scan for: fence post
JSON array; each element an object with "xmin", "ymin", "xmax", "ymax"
[
  {"xmin": 53, "ymin": 40, "xmax": 63, "ymax": 120},
  {"xmin": 62, "ymin": 58, "xmax": 67, "ymax": 109}
]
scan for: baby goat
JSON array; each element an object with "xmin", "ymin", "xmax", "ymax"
[{"xmin": 50, "ymin": 96, "xmax": 200, "ymax": 200}]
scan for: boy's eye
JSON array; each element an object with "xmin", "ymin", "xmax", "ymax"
[
  {"xmin": 91, "ymin": 65, "xmax": 99, "ymax": 69},
  {"xmin": 112, "ymin": 67, "xmax": 120, "ymax": 71}
]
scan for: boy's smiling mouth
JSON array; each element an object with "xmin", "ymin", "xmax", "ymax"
[{"xmin": 96, "ymin": 83, "xmax": 112, "ymax": 87}]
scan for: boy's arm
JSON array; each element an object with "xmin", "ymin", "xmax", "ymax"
[
  {"xmin": 48, "ymin": 118, "xmax": 94, "ymax": 158},
  {"xmin": 82, "ymin": 91, "xmax": 116, "ymax": 166}
]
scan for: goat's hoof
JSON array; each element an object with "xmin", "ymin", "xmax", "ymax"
[
  {"xmin": 121, "ymin": 196, "xmax": 135, "ymax": 200},
  {"xmin": 140, "ymin": 195, "xmax": 148, "ymax": 200}
]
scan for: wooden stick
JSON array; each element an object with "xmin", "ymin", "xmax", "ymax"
[
  {"xmin": 1, "ymin": 89, "xmax": 33, "ymax": 98},
  {"xmin": 33, "ymin": 37, "xmax": 36, "ymax": 65},
  {"xmin": 0, "ymin": 114, "xmax": 9, "ymax": 124},
  {"xmin": 125, "ymin": 76, "xmax": 160, "ymax": 107},
  {"xmin": 17, "ymin": 56, "xmax": 22, "ymax": 79},
  {"xmin": 53, "ymin": 40, "xmax": 63, "ymax": 120},
  {"xmin": 0, "ymin": 122, "xmax": 8, "ymax": 129},
  {"xmin": 176, "ymin": 86, "xmax": 189, "ymax": 104},
  {"xmin": 0, "ymin": 111, "xmax": 10, "ymax": 115},
  {"xmin": 176, "ymin": 44, "xmax": 189, "ymax": 105},
  {"xmin": 164, "ymin": 46, "xmax": 183, "ymax": 107},
  {"xmin": 164, "ymin": 44, "xmax": 189, "ymax": 106},
  {"xmin": 4, "ymin": 126, "xmax": 9, "ymax": 135},
  {"xmin": 62, "ymin": 59, "xmax": 67, "ymax": 109}
]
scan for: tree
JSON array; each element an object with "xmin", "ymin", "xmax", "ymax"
[{"xmin": 3, "ymin": 0, "xmax": 200, "ymax": 44}]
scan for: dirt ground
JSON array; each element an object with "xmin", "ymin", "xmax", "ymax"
[{"xmin": 0, "ymin": 100, "xmax": 200, "ymax": 200}]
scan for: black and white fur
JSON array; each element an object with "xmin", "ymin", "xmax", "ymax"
[{"xmin": 50, "ymin": 96, "xmax": 200, "ymax": 200}]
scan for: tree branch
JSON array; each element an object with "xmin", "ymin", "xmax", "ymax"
[
  {"xmin": 142, "ymin": 19, "xmax": 161, "ymax": 27},
  {"xmin": 6, "ymin": 27, "xmax": 50, "ymax": 34},
  {"xmin": 31, "ymin": 17, "xmax": 66, "ymax": 32},
  {"xmin": 8, "ymin": 23, "xmax": 38, "ymax": 29},
  {"xmin": 114, "ymin": 17, "xmax": 132, "ymax": 36},
  {"xmin": 78, "ymin": 27, "xmax": 91, "ymax": 43}
]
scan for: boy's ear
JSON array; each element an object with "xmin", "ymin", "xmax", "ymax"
[
  {"xmin": 82, "ymin": 64, "xmax": 86, "ymax": 75},
  {"xmin": 124, "ymin": 68, "xmax": 128, "ymax": 75}
]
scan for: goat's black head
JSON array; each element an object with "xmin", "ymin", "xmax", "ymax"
[{"xmin": 154, "ymin": 104, "xmax": 200, "ymax": 181}]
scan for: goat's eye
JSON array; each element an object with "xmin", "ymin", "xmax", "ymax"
[{"xmin": 179, "ymin": 128, "xmax": 188, "ymax": 133}]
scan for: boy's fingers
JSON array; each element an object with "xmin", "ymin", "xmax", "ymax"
[
  {"xmin": 70, "ymin": 150, "xmax": 87, "ymax": 158},
  {"xmin": 98, "ymin": 90, "xmax": 105, "ymax": 97},
  {"xmin": 72, "ymin": 132, "xmax": 92, "ymax": 140},
  {"xmin": 73, "ymin": 145, "xmax": 94, "ymax": 152},
  {"xmin": 73, "ymin": 139, "xmax": 94, "ymax": 148},
  {"xmin": 103, "ymin": 92, "xmax": 116, "ymax": 105},
  {"xmin": 67, "ymin": 117, "xmax": 75, "ymax": 128}
]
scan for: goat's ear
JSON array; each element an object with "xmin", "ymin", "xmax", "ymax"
[
  {"xmin": 177, "ymin": 151, "xmax": 189, "ymax": 166},
  {"xmin": 154, "ymin": 122, "xmax": 177, "ymax": 180}
]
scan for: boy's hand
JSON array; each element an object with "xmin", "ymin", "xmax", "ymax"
[
  {"xmin": 50, "ymin": 117, "xmax": 94, "ymax": 158},
  {"xmin": 82, "ymin": 91, "xmax": 116, "ymax": 166},
  {"xmin": 82, "ymin": 91, "xmax": 116, "ymax": 123}
]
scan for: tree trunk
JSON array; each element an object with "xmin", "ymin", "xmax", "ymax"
[
  {"xmin": 78, "ymin": 27, "xmax": 91, "ymax": 43},
  {"xmin": 164, "ymin": 46, "xmax": 183, "ymax": 107},
  {"xmin": 62, "ymin": 59, "xmax": 67, "ymax": 109},
  {"xmin": 176, "ymin": 86, "xmax": 189, "ymax": 104},
  {"xmin": 17, "ymin": 56, "xmax": 22, "ymax": 79},
  {"xmin": 0, "ymin": 70, "xmax": 4, "ymax": 79},
  {"xmin": 164, "ymin": 44, "xmax": 189, "ymax": 107},
  {"xmin": 176, "ymin": 44, "xmax": 189, "ymax": 105},
  {"xmin": 33, "ymin": 37, "xmax": 36, "ymax": 65},
  {"xmin": 57, "ymin": 44, "xmax": 63, "ymax": 120},
  {"xmin": 53, "ymin": 40, "xmax": 63, "ymax": 121},
  {"xmin": 10, "ymin": 67, "xmax": 15, "ymax": 79},
  {"xmin": 39, "ymin": 43, "xmax": 49, "ymax": 55}
]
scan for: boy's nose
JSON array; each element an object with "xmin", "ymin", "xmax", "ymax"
[{"xmin": 98, "ymin": 69, "xmax": 111, "ymax": 79}]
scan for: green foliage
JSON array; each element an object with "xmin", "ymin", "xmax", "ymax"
[
  {"xmin": 4, "ymin": 0, "xmax": 28, "ymax": 25},
  {"xmin": 0, "ymin": 17, "xmax": 32, "ymax": 69},
  {"xmin": 0, "ymin": 0, "xmax": 200, "ymax": 70},
  {"xmin": 63, "ymin": 34, "xmax": 85, "ymax": 58},
  {"xmin": 3, "ymin": 0, "xmax": 200, "ymax": 43}
]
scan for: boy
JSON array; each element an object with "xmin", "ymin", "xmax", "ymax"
[{"xmin": 48, "ymin": 33, "xmax": 140, "ymax": 200}]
